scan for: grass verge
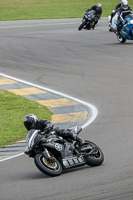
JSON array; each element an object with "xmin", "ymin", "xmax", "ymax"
[
  {"xmin": 0, "ymin": 0, "xmax": 133, "ymax": 20},
  {"xmin": 0, "ymin": 89, "xmax": 53, "ymax": 148}
]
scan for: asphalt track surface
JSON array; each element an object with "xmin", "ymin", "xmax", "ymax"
[{"xmin": 0, "ymin": 18, "xmax": 133, "ymax": 200}]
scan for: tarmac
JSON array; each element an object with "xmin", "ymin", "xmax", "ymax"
[{"xmin": 0, "ymin": 74, "xmax": 92, "ymax": 161}]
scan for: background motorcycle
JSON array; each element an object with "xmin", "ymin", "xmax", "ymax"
[
  {"xmin": 109, "ymin": 12, "xmax": 133, "ymax": 43},
  {"xmin": 24, "ymin": 126, "xmax": 104, "ymax": 177},
  {"xmin": 78, "ymin": 10, "xmax": 97, "ymax": 31}
]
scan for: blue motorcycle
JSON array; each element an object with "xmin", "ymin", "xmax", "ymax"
[{"xmin": 110, "ymin": 12, "xmax": 133, "ymax": 43}]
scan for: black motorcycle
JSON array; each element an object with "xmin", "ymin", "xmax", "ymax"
[
  {"xmin": 78, "ymin": 10, "xmax": 97, "ymax": 31},
  {"xmin": 24, "ymin": 126, "xmax": 104, "ymax": 177}
]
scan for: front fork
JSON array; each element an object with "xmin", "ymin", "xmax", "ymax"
[{"xmin": 41, "ymin": 148, "xmax": 56, "ymax": 163}]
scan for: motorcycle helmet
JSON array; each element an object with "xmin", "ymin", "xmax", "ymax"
[
  {"xmin": 96, "ymin": 3, "xmax": 102, "ymax": 11},
  {"xmin": 23, "ymin": 114, "xmax": 38, "ymax": 131},
  {"xmin": 121, "ymin": 0, "xmax": 128, "ymax": 10}
]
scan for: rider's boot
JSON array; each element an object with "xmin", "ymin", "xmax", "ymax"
[
  {"xmin": 116, "ymin": 19, "xmax": 123, "ymax": 35},
  {"xmin": 92, "ymin": 20, "xmax": 99, "ymax": 29},
  {"xmin": 76, "ymin": 136, "xmax": 85, "ymax": 147},
  {"xmin": 116, "ymin": 25, "xmax": 122, "ymax": 35},
  {"xmin": 69, "ymin": 131, "xmax": 84, "ymax": 147},
  {"xmin": 91, "ymin": 24, "xmax": 95, "ymax": 29}
]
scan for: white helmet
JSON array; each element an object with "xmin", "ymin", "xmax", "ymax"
[
  {"xmin": 121, "ymin": 0, "xmax": 128, "ymax": 10},
  {"xmin": 96, "ymin": 3, "xmax": 102, "ymax": 11}
]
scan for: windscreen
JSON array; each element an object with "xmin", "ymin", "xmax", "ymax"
[
  {"xmin": 89, "ymin": 10, "xmax": 95, "ymax": 15},
  {"xmin": 126, "ymin": 13, "xmax": 133, "ymax": 19},
  {"xmin": 26, "ymin": 129, "xmax": 39, "ymax": 142}
]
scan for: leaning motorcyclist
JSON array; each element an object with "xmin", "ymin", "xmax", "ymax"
[
  {"xmin": 116, "ymin": 0, "xmax": 132, "ymax": 35},
  {"xmin": 109, "ymin": 0, "xmax": 124, "ymax": 26},
  {"xmin": 23, "ymin": 114, "xmax": 84, "ymax": 147},
  {"xmin": 85, "ymin": 3, "xmax": 102, "ymax": 28}
]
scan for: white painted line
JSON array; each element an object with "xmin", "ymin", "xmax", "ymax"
[
  {"xmin": 0, "ymin": 152, "xmax": 24, "ymax": 163},
  {"xmin": 0, "ymin": 72, "xmax": 98, "ymax": 128},
  {"xmin": 0, "ymin": 72, "xmax": 98, "ymax": 161},
  {"xmin": 0, "ymin": 22, "xmax": 79, "ymax": 29},
  {"xmin": 0, "ymin": 18, "xmax": 106, "ymax": 29}
]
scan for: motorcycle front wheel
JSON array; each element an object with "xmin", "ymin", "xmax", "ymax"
[
  {"xmin": 34, "ymin": 153, "xmax": 62, "ymax": 177},
  {"xmin": 117, "ymin": 34, "xmax": 126, "ymax": 43},
  {"xmin": 78, "ymin": 21, "xmax": 86, "ymax": 31},
  {"xmin": 82, "ymin": 140, "xmax": 104, "ymax": 166}
]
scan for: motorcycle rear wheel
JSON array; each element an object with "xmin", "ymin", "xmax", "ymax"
[
  {"xmin": 83, "ymin": 140, "xmax": 104, "ymax": 166},
  {"xmin": 34, "ymin": 153, "xmax": 62, "ymax": 177}
]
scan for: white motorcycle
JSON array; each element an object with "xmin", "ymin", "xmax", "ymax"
[{"xmin": 108, "ymin": 11, "xmax": 118, "ymax": 32}]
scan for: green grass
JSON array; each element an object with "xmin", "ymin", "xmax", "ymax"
[
  {"xmin": 0, "ymin": 89, "xmax": 53, "ymax": 148},
  {"xmin": 0, "ymin": 0, "xmax": 133, "ymax": 20},
  {"xmin": 1, "ymin": 0, "xmax": 132, "ymax": 147}
]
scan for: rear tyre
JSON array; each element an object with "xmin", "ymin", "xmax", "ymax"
[
  {"xmin": 34, "ymin": 153, "xmax": 62, "ymax": 177},
  {"xmin": 82, "ymin": 140, "xmax": 104, "ymax": 166},
  {"xmin": 78, "ymin": 21, "xmax": 86, "ymax": 31}
]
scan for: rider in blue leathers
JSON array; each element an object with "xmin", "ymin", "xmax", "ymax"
[
  {"xmin": 116, "ymin": 0, "xmax": 132, "ymax": 35},
  {"xmin": 109, "ymin": 1, "xmax": 123, "ymax": 26},
  {"xmin": 109, "ymin": 0, "xmax": 132, "ymax": 29}
]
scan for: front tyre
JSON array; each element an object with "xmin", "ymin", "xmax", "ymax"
[
  {"xmin": 117, "ymin": 34, "xmax": 126, "ymax": 43},
  {"xmin": 83, "ymin": 140, "xmax": 104, "ymax": 166},
  {"xmin": 78, "ymin": 21, "xmax": 86, "ymax": 31},
  {"xmin": 34, "ymin": 153, "xmax": 62, "ymax": 177}
]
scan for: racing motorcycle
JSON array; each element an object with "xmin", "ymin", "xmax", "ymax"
[
  {"xmin": 78, "ymin": 10, "xmax": 97, "ymax": 31},
  {"xmin": 24, "ymin": 126, "xmax": 104, "ymax": 177},
  {"xmin": 108, "ymin": 12, "xmax": 133, "ymax": 43}
]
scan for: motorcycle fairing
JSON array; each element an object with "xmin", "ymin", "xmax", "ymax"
[
  {"xmin": 112, "ymin": 12, "xmax": 133, "ymax": 39},
  {"xmin": 63, "ymin": 155, "xmax": 85, "ymax": 169},
  {"xmin": 121, "ymin": 18, "xmax": 133, "ymax": 39}
]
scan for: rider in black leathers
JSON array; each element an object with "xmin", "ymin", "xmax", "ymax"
[
  {"xmin": 109, "ymin": 2, "xmax": 122, "ymax": 25},
  {"xmin": 116, "ymin": 0, "xmax": 132, "ymax": 34},
  {"xmin": 23, "ymin": 114, "xmax": 84, "ymax": 146},
  {"xmin": 85, "ymin": 3, "xmax": 102, "ymax": 28}
]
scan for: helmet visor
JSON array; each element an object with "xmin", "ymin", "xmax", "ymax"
[
  {"xmin": 123, "ymin": 5, "xmax": 128, "ymax": 8},
  {"xmin": 24, "ymin": 121, "xmax": 32, "ymax": 131}
]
